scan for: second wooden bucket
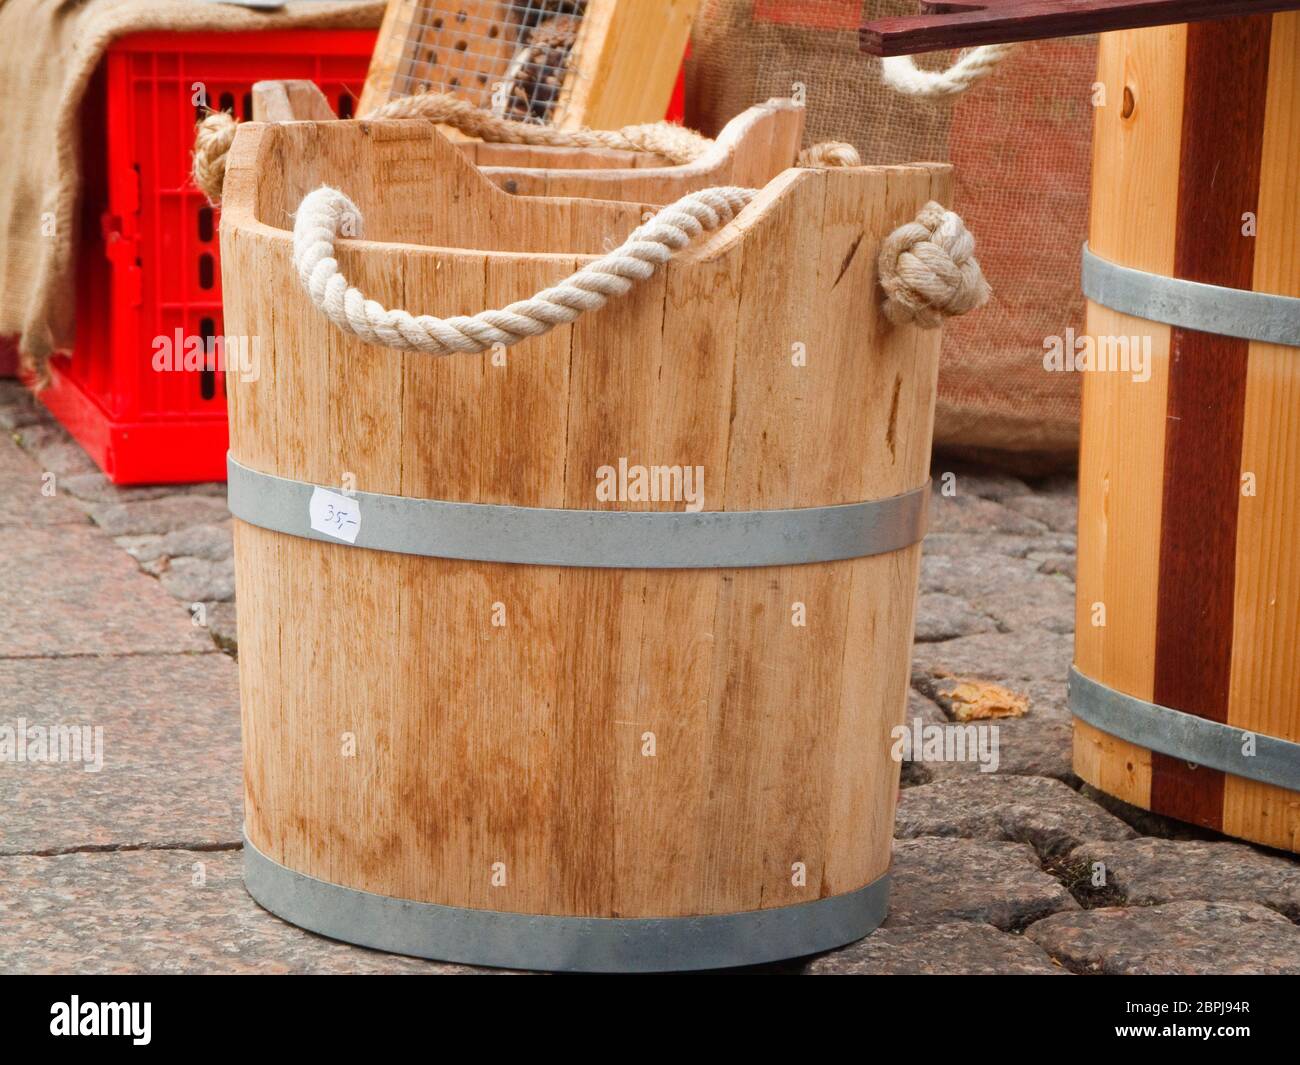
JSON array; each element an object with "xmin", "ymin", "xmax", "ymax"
[
  {"xmin": 1074, "ymin": 15, "xmax": 1300, "ymax": 853},
  {"xmin": 220, "ymin": 115, "xmax": 950, "ymax": 970}
]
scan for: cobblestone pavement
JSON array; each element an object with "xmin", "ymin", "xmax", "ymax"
[{"xmin": 3, "ymin": 379, "xmax": 1299, "ymax": 975}]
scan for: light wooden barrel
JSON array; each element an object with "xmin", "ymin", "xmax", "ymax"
[
  {"xmin": 220, "ymin": 117, "xmax": 947, "ymax": 970},
  {"xmin": 1074, "ymin": 14, "xmax": 1300, "ymax": 852}
]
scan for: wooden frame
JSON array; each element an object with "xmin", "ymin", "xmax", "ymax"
[{"xmin": 357, "ymin": 0, "xmax": 700, "ymax": 127}]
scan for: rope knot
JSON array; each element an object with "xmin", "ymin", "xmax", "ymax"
[
  {"xmin": 192, "ymin": 111, "xmax": 239, "ymax": 206},
  {"xmin": 877, "ymin": 201, "xmax": 991, "ymax": 328},
  {"xmin": 796, "ymin": 141, "xmax": 861, "ymax": 168}
]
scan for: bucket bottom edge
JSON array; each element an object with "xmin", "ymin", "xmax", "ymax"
[{"xmin": 242, "ymin": 834, "xmax": 889, "ymax": 973}]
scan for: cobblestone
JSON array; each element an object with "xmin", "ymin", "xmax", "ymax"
[
  {"xmin": 88, "ymin": 495, "xmax": 230, "ymax": 538},
  {"xmin": 887, "ymin": 838, "xmax": 1079, "ymax": 930},
  {"xmin": 1067, "ymin": 838, "xmax": 1300, "ymax": 920},
  {"xmin": 4, "ymin": 392, "xmax": 1298, "ymax": 975},
  {"xmin": 158, "ymin": 556, "xmax": 236, "ymax": 604},
  {"xmin": 913, "ymin": 592, "xmax": 999, "ymax": 643},
  {"xmin": 806, "ymin": 921, "xmax": 1065, "ymax": 975},
  {"xmin": 1026, "ymin": 901, "xmax": 1300, "ymax": 975},
  {"xmin": 896, "ymin": 775, "xmax": 1137, "ymax": 858}
]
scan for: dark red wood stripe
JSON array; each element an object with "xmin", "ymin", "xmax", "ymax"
[{"xmin": 1150, "ymin": 14, "xmax": 1273, "ymax": 830}]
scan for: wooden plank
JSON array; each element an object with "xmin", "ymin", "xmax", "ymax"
[
  {"xmin": 1223, "ymin": 10, "xmax": 1300, "ymax": 853},
  {"xmin": 360, "ymin": 0, "xmax": 696, "ymax": 128},
  {"xmin": 860, "ymin": 0, "xmax": 1300, "ymax": 56},
  {"xmin": 1149, "ymin": 13, "xmax": 1272, "ymax": 832},
  {"xmin": 358, "ymin": 0, "xmax": 419, "ymax": 115},
  {"xmin": 824, "ymin": 164, "xmax": 944, "ymax": 895},
  {"xmin": 561, "ymin": 0, "xmax": 700, "ymax": 130},
  {"xmin": 609, "ymin": 198, "xmax": 742, "ymax": 917},
  {"xmin": 1072, "ymin": 24, "xmax": 1185, "ymax": 811},
  {"xmin": 251, "ymin": 80, "xmax": 336, "ymax": 123}
]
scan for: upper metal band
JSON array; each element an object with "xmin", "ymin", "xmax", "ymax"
[
  {"xmin": 243, "ymin": 834, "xmax": 888, "ymax": 973},
  {"xmin": 1070, "ymin": 667, "xmax": 1300, "ymax": 793},
  {"xmin": 1082, "ymin": 243, "xmax": 1300, "ymax": 348},
  {"xmin": 227, "ymin": 455, "xmax": 928, "ymax": 569}
]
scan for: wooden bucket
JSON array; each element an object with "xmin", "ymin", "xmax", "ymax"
[
  {"xmin": 220, "ymin": 114, "xmax": 948, "ymax": 970},
  {"xmin": 1073, "ymin": 15, "xmax": 1300, "ymax": 852}
]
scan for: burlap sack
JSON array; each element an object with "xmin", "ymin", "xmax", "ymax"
[
  {"xmin": 0, "ymin": 0, "xmax": 383, "ymax": 381},
  {"xmin": 688, "ymin": 0, "xmax": 1094, "ymax": 463}
]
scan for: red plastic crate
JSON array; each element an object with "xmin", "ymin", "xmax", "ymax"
[{"xmin": 39, "ymin": 30, "xmax": 376, "ymax": 484}]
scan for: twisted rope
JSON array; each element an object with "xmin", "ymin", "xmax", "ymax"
[
  {"xmin": 292, "ymin": 186, "xmax": 988, "ymax": 355},
  {"xmin": 796, "ymin": 141, "xmax": 860, "ymax": 168},
  {"xmin": 376, "ymin": 91, "xmax": 714, "ymax": 163},
  {"xmin": 192, "ymin": 91, "xmax": 861, "ymax": 205},
  {"xmin": 877, "ymin": 201, "xmax": 991, "ymax": 327},
  {"xmin": 193, "ymin": 109, "xmax": 239, "ymax": 205},
  {"xmin": 294, "ymin": 185, "xmax": 753, "ymax": 354},
  {"xmin": 881, "ymin": 43, "xmax": 1016, "ymax": 99}
]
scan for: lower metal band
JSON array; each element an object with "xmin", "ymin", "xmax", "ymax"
[
  {"xmin": 1082, "ymin": 244, "xmax": 1300, "ymax": 347},
  {"xmin": 1070, "ymin": 667, "xmax": 1300, "ymax": 793},
  {"xmin": 243, "ymin": 835, "xmax": 889, "ymax": 972},
  {"xmin": 227, "ymin": 455, "xmax": 927, "ymax": 569}
]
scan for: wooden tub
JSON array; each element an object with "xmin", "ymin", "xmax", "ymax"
[
  {"xmin": 1074, "ymin": 15, "xmax": 1300, "ymax": 852},
  {"xmin": 220, "ymin": 115, "xmax": 948, "ymax": 969}
]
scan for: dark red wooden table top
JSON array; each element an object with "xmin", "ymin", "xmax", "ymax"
[{"xmin": 861, "ymin": 0, "xmax": 1300, "ymax": 55}]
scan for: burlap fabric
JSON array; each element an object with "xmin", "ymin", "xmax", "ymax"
[
  {"xmin": 688, "ymin": 0, "xmax": 1094, "ymax": 462},
  {"xmin": 0, "ymin": 0, "xmax": 383, "ymax": 381}
]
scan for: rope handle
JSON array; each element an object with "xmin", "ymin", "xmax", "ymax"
[
  {"xmin": 881, "ymin": 43, "xmax": 1016, "ymax": 99},
  {"xmin": 193, "ymin": 90, "xmax": 862, "ymax": 206},
  {"xmin": 291, "ymin": 186, "xmax": 990, "ymax": 355}
]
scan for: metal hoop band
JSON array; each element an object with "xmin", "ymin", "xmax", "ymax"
[
  {"xmin": 1082, "ymin": 244, "xmax": 1300, "ymax": 347},
  {"xmin": 243, "ymin": 836, "xmax": 889, "ymax": 972},
  {"xmin": 1070, "ymin": 667, "xmax": 1300, "ymax": 792},
  {"xmin": 227, "ymin": 456, "xmax": 928, "ymax": 569}
]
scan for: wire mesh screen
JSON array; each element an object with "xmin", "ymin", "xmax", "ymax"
[
  {"xmin": 688, "ymin": 0, "xmax": 1095, "ymax": 462},
  {"xmin": 387, "ymin": 1, "xmax": 591, "ymax": 124}
]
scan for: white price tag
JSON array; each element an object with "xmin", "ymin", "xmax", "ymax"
[{"xmin": 309, "ymin": 487, "xmax": 362, "ymax": 544}]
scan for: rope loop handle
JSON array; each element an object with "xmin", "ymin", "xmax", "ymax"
[
  {"xmin": 293, "ymin": 185, "xmax": 755, "ymax": 355},
  {"xmin": 291, "ymin": 187, "xmax": 990, "ymax": 355},
  {"xmin": 881, "ymin": 43, "xmax": 1016, "ymax": 99},
  {"xmin": 193, "ymin": 91, "xmax": 862, "ymax": 205}
]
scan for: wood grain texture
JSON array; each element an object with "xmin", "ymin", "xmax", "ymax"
[
  {"xmin": 467, "ymin": 98, "xmax": 806, "ymax": 202},
  {"xmin": 1077, "ymin": 15, "xmax": 1300, "ymax": 851},
  {"xmin": 251, "ymin": 80, "xmax": 336, "ymax": 123},
  {"xmin": 557, "ymin": 0, "xmax": 699, "ymax": 130},
  {"xmin": 1073, "ymin": 24, "xmax": 1185, "ymax": 811},
  {"xmin": 860, "ymin": 0, "xmax": 1300, "ymax": 55},
  {"xmin": 1149, "ymin": 14, "xmax": 1271, "ymax": 831},
  {"xmin": 1223, "ymin": 10, "xmax": 1300, "ymax": 853},
  {"xmin": 221, "ymin": 119, "xmax": 946, "ymax": 916},
  {"xmin": 248, "ymin": 89, "xmax": 805, "ymax": 205},
  {"xmin": 358, "ymin": 0, "xmax": 697, "ymax": 129},
  {"xmin": 358, "ymin": 0, "xmax": 421, "ymax": 115}
]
